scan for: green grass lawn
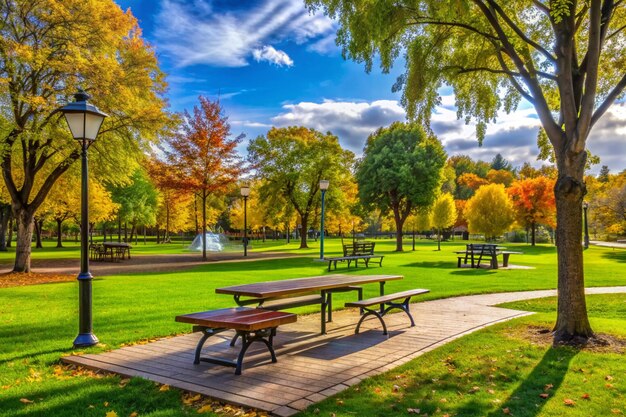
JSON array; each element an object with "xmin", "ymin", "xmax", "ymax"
[
  {"xmin": 297, "ymin": 294, "xmax": 626, "ymax": 417},
  {"xmin": 0, "ymin": 239, "xmax": 624, "ymax": 416}
]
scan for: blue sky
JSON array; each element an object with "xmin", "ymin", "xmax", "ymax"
[{"xmin": 117, "ymin": 0, "xmax": 625, "ymax": 173}]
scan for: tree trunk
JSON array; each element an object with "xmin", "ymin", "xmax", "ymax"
[
  {"xmin": 34, "ymin": 218, "xmax": 43, "ymax": 249},
  {"xmin": 437, "ymin": 227, "xmax": 441, "ymax": 251},
  {"xmin": 286, "ymin": 224, "xmax": 290, "ymax": 243},
  {"xmin": 156, "ymin": 226, "xmax": 160, "ymax": 244},
  {"xmin": 124, "ymin": 222, "xmax": 128, "ymax": 242},
  {"xmin": 0, "ymin": 204, "xmax": 10, "ymax": 251},
  {"xmin": 299, "ymin": 214, "xmax": 309, "ymax": 249},
  {"xmin": 13, "ymin": 208, "xmax": 35, "ymax": 272},
  {"xmin": 56, "ymin": 219, "xmax": 64, "ymax": 248},
  {"xmin": 165, "ymin": 202, "xmax": 170, "ymax": 241},
  {"xmin": 531, "ymin": 221, "xmax": 536, "ymax": 246},
  {"xmin": 392, "ymin": 205, "xmax": 405, "ymax": 252},
  {"xmin": 7, "ymin": 217, "xmax": 13, "ymax": 247},
  {"xmin": 552, "ymin": 160, "xmax": 594, "ymax": 343},
  {"xmin": 117, "ymin": 215, "xmax": 121, "ymax": 242},
  {"xmin": 201, "ymin": 192, "xmax": 207, "ymax": 260}
]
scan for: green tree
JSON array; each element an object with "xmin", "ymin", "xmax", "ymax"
[
  {"xmin": 465, "ymin": 184, "xmax": 515, "ymax": 241},
  {"xmin": 248, "ymin": 126, "xmax": 354, "ymax": 249},
  {"xmin": 111, "ymin": 169, "xmax": 158, "ymax": 242},
  {"xmin": 431, "ymin": 193, "xmax": 457, "ymax": 251},
  {"xmin": 491, "ymin": 154, "xmax": 513, "ymax": 171},
  {"xmin": 356, "ymin": 122, "xmax": 446, "ymax": 251},
  {"xmin": 306, "ymin": 0, "xmax": 625, "ymax": 343},
  {"xmin": 0, "ymin": 0, "xmax": 169, "ymax": 272}
]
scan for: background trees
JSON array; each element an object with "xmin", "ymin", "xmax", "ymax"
[
  {"xmin": 356, "ymin": 122, "xmax": 446, "ymax": 251},
  {"xmin": 0, "ymin": 0, "xmax": 169, "ymax": 272},
  {"xmin": 508, "ymin": 177, "xmax": 557, "ymax": 245},
  {"xmin": 465, "ymin": 184, "xmax": 515, "ymax": 241},
  {"xmin": 248, "ymin": 126, "xmax": 354, "ymax": 249},
  {"xmin": 431, "ymin": 193, "xmax": 457, "ymax": 251},
  {"xmin": 305, "ymin": 0, "xmax": 626, "ymax": 343},
  {"xmin": 159, "ymin": 97, "xmax": 243, "ymax": 260}
]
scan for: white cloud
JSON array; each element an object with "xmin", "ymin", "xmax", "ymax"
[
  {"xmin": 252, "ymin": 45, "xmax": 293, "ymax": 67},
  {"xmin": 154, "ymin": 0, "xmax": 336, "ymax": 68}
]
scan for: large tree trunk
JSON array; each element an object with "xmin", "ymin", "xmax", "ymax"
[
  {"xmin": 56, "ymin": 219, "xmax": 64, "ymax": 248},
  {"xmin": 531, "ymin": 221, "xmax": 536, "ymax": 246},
  {"xmin": 552, "ymin": 155, "xmax": 594, "ymax": 343},
  {"xmin": 299, "ymin": 214, "xmax": 309, "ymax": 249},
  {"xmin": 13, "ymin": 208, "xmax": 35, "ymax": 272}
]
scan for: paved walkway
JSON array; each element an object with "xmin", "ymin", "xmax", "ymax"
[{"xmin": 63, "ymin": 286, "xmax": 626, "ymax": 417}]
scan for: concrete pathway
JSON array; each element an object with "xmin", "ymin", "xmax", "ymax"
[{"xmin": 63, "ymin": 286, "xmax": 626, "ymax": 417}]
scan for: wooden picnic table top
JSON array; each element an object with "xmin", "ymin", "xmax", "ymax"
[
  {"xmin": 102, "ymin": 242, "xmax": 132, "ymax": 248},
  {"xmin": 215, "ymin": 274, "xmax": 403, "ymax": 298}
]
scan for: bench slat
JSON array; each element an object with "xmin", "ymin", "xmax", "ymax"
[
  {"xmin": 345, "ymin": 289, "xmax": 429, "ymax": 307},
  {"xmin": 175, "ymin": 307, "xmax": 296, "ymax": 331}
]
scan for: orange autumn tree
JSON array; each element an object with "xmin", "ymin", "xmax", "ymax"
[
  {"xmin": 161, "ymin": 97, "xmax": 244, "ymax": 259},
  {"xmin": 508, "ymin": 177, "xmax": 556, "ymax": 246}
]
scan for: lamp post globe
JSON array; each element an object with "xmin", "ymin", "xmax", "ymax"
[
  {"xmin": 240, "ymin": 186, "xmax": 251, "ymax": 257},
  {"xmin": 57, "ymin": 90, "xmax": 107, "ymax": 348},
  {"xmin": 319, "ymin": 180, "xmax": 329, "ymax": 260}
]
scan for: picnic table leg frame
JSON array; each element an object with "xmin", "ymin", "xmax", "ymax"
[
  {"xmin": 502, "ymin": 253, "xmax": 510, "ymax": 267},
  {"xmin": 193, "ymin": 327, "xmax": 278, "ymax": 375},
  {"xmin": 379, "ymin": 281, "xmax": 386, "ymax": 313},
  {"xmin": 382, "ymin": 297, "xmax": 416, "ymax": 327},
  {"xmin": 353, "ymin": 307, "xmax": 388, "ymax": 335}
]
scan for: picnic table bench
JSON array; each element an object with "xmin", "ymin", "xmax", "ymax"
[
  {"xmin": 455, "ymin": 244, "xmax": 522, "ymax": 269},
  {"xmin": 345, "ymin": 289, "xmax": 429, "ymax": 335},
  {"xmin": 325, "ymin": 242, "xmax": 384, "ymax": 271},
  {"xmin": 89, "ymin": 242, "xmax": 131, "ymax": 262},
  {"xmin": 175, "ymin": 307, "xmax": 296, "ymax": 375}
]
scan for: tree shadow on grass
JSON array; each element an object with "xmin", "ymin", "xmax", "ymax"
[
  {"xmin": 601, "ymin": 250, "xmax": 626, "ymax": 264},
  {"xmin": 480, "ymin": 346, "xmax": 577, "ymax": 417}
]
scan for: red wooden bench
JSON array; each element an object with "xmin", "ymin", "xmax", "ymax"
[{"xmin": 175, "ymin": 307, "xmax": 296, "ymax": 375}]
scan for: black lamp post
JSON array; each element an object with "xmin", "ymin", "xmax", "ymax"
[
  {"xmin": 241, "ymin": 185, "xmax": 250, "ymax": 257},
  {"xmin": 319, "ymin": 180, "xmax": 329, "ymax": 259},
  {"xmin": 583, "ymin": 201, "xmax": 590, "ymax": 249},
  {"xmin": 58, "ymin": 90, "xmax": 107, "ymax": 348}
]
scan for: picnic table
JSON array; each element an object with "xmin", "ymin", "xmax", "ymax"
[
  {"xmin": 102, "ymin": 242, "xmax": 132, "ymax": 261},
  {"xmin": 454, "ymin": 243, "xmax": 522, "ymax": 269},
  {"xmin": 216, "ymin": 274, "xmax": 403, "ymax": 334}
]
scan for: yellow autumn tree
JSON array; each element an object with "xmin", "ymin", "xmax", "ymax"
[
  {"xmin": 465, "ymin": 184, "xmax": 515, "ymax": 241},
  {"xmin": 431, "ymin": 193, "xmax": 457, "ymax": 250}
]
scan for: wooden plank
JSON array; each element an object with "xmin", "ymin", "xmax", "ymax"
[
  {"xmin": 215, "ymin": 274, "xmax": 402, "ymax": 298},
  {"xmin": 175, "ymin": 307, "xmax": 296, "ymax": 331},
  {"xmin": 345, "ymin": 289, "xmax": 430, "ymax": 307}
]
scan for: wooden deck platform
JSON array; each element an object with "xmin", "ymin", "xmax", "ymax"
[{"xmin": 62, "ymin": 288, "xmax": 626, "ymax": 417}]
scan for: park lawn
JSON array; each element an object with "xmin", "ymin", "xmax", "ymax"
[
  {"xmin": 0, "ymin": 241, "xmax": 624, "ymax": 416},
  {"xmin": 295, "ymin": 293, "xmax": 626, "ymax": 417}
]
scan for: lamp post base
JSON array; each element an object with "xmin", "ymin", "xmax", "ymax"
[{"xmin": 73, "ymin": 332, "xmax": 99, "ymax": 348}]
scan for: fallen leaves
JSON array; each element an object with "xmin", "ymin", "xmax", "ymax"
[
  {"xmin": 159, "ymin": 384, "xmax": 170, "ymax": 392},
  {"xmin": 0, "ymin": 272, "xmax": 75, "ymax": 288},
  {"xmin": 563, "ymin": 398, "xmax": 576, "ymax": 406},
  {"xmin": 19, "ymin": 398, "xmax": 33, "ymax": 404},
  {"xmin": 407, "ymin": 408, "xmax": 421, "ymax": 414},
  {"xmin": 539, "ymin": 393, "xmax": 549, "ymax": 399},
  {"xmin": 104, "ymin": 411, "xmax": 118, "ymax": 417}
]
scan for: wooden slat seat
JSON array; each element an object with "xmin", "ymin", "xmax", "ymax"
[
  {"xmin": 175, "ymin": 307, "xmax": 296, "ymax": 375},
  {"xmin": 345, "ymin": 289, "xmax": 430, "ymax": 335},
  {"xmin": 326, "ymin": 243, "xmax": 384, "ymax": 271}
]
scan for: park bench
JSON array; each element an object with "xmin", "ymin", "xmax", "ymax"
[
  {"xmin": 456, "ymin": 244, "xmax": 522, "ymax": 269},
  {"xmin": 345, "ymin": 288, "xmax": 430, "ymax": 335},
  {"xmin": 325, "ymin": 242, "xmax": 384, "ymax": 271},
  {"xmin": 175, "ymin": 307, "xmax": 296, "ymax": 375}
]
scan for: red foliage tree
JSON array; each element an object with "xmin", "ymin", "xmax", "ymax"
[
  {"xmin": 508, "ymin": 177, "xmax": 556, "ymax": 246},
  {"xmin": 162, "ymin": 97, "xmax": 244, "ymax": 259}
]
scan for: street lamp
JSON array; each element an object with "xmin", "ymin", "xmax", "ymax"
[
  {"xmin": 57, "ymin": 90, "xmax": 107, "ymax": 348},
  {"xmin": 319, "ymin": 180, "xmax": 329, "ymax": 260},
  {"xmin": 583, "ymin": 201, "xmax": 590, "ymax": 249},
  {"xmin": 240, "ymin": 185, "xmax": 250, "ymax": 257}
]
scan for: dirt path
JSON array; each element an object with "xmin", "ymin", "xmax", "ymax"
[{"xmin": 0, "ymin": 251, "xmax": 299, "ymax": 278}]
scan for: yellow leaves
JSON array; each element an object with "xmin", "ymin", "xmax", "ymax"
[
  {"xmin": 197, "ymin": 404, "xmax": 213, "ymax": 414},
  {"xmin": 105, "ymin": 411, "xmax": 118, "ymax": 417},
  {"xmin": 182, "ymin": 393, "xmax": 202, "ymax": 405},
  {"xmin": 129, "ymin": 413, "xmax": 138, "ymax": 417},
  {"xmin": 26, "ymin": 368, "xmax": 42, "ymax": 382},
  {"xmin": 159, "ymin": 384, "xmax": 170, "ymax": 392}
]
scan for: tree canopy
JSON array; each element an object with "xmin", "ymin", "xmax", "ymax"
[
  {"xmin": 465, "ymin": 183, "xmax": 515, "ymax": 240},
  {"xmin": 356, "ymin": 122, "xmax": 446, "ymax": 251},
  {"xmin": 248, "ymin": 126, "xmax": 354, "ymax": 249}
]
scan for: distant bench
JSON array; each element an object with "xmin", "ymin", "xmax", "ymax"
[
  {"xmin": 456, "ymin": 244, "xmax": 522, "ymax": 269},
  {"xmin": 325, "ymin": 242, "xmax": 384, "ymax": 271}
]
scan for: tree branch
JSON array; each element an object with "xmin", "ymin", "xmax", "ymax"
[{"xmin": 590, "ymin": 72, "xmax": 626, "ymax": 127}]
